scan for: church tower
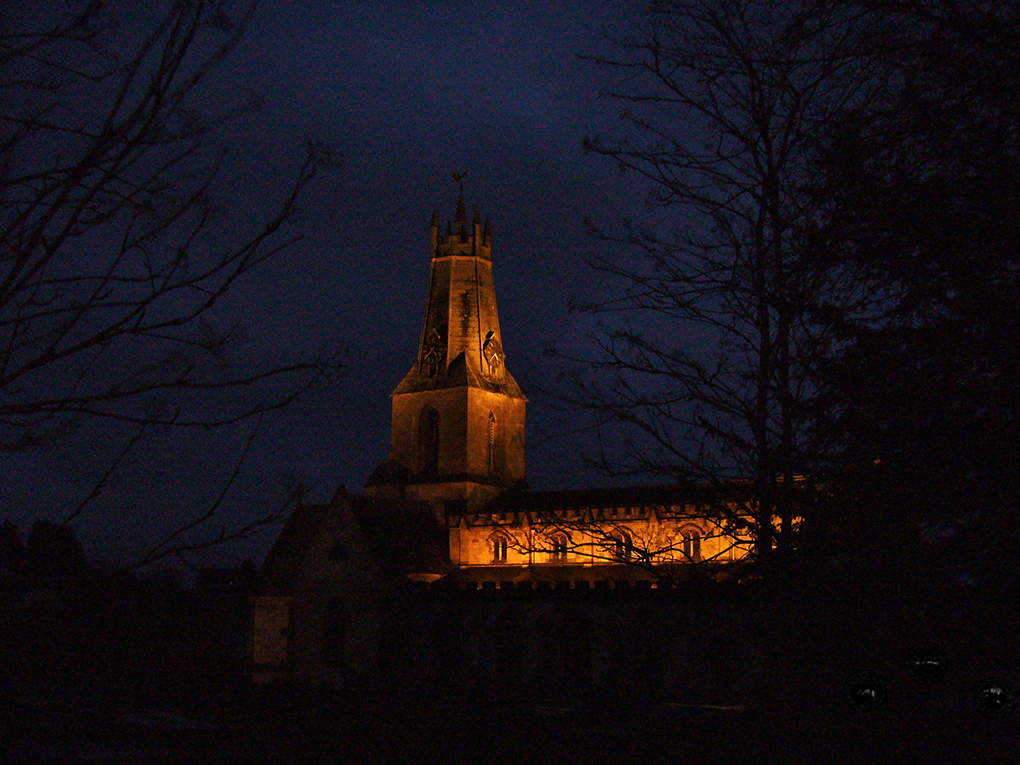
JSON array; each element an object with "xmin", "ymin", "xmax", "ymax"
[{"xmin": 367, "ymin": 187, "xmax": 526, "ymax": 514}]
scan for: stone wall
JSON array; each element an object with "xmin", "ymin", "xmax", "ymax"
[{"xmin": 257, "ymin": 579, "xmax": 763, "ymax": 706}]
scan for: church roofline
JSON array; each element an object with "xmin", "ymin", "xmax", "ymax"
[{"xmin": 482, "ymin": 481, "xmax": 761, "ymax": 510}]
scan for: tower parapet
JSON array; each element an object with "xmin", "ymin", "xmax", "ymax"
[{"xmin": 431, "ymin": 185, "xmax": 492, "ymax": 259}]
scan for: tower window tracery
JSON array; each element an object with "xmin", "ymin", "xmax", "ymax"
[
  {"xmin": 420, "ymin": 327, "xmax": 445, "ymax": 378},
  {"xmin": 483, "ymin": 331, "xmax": 504, "ymax": 374}
]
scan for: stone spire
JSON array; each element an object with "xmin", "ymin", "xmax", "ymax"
[
  {"xmin": 407, "ymin": 189, "xmax": 512, "ymax": 386},
  {"xmin": 371, "ymin": 187, "xmax": 527, "ymax": 511}
]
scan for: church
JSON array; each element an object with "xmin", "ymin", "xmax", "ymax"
[{"xmin": 251, "ymin": 189, "xmax": 758, "ymax": 694}]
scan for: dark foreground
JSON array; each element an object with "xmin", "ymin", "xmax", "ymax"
[{"xmin": 3, "ymin": 674, "xmax": 1017, "ymax": 765}]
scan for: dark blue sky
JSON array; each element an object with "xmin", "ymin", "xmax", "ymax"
[{"xmin": 5, "ymin": 0, "xmax": 677, "ymax": 567}]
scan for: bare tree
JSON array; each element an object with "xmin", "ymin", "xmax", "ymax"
[
  {"xmin": 515, "ymin": 516, "xmax": 749, "ymax": 583},
  {"xmin": 0, "ymin": 1, "xmax": 341, "ymax": 561},
  {"xmin": 486, "ymin": 487, "xmax": 757, "ymax": 584},
  {"xmin": 813, "ymin": 0, "xmax": 1020, "ymax": 584},
  {"xmin": 549, "ymin": 0, "xmax": 873, "ymax": 566}
]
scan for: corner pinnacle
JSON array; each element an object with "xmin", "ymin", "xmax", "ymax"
[{"xmin": 456, "ymin": 185, "xmax": 466, "ymax": 223}]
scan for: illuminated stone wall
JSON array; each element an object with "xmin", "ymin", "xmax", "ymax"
[
  {"xmin": 450, "ymin": 506, "xmax": 755, "ymax": 567},
  {"xmin": 390, "ymin": 386, "xmax": 525, "ymax": 482}
]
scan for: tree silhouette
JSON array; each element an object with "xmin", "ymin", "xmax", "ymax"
[
  {"xmin": 816, "ymin": 0, "xmax": 1020, "ymax": 580},
  {"xmin": 552, "ymin": 0, "xmax": 871, "ymax": 565},
  {"xmin": 0, "ymin": 1, "xmax": 342, "ymax": 562}
]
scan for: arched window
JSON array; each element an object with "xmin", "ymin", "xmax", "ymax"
[
  {"xmin": 490, "ymin": 533, "xmax": 509, "ymax": 563},
  {"xmin": 681, "ymin": 527, "xmax": 702, "ymax": 561},
  {"xmin": 551, "ymin": 533, "xmax": 568, "ymax": 562},
  {"xmin": 487, "ymin": 411, "xmax": 496, "ymax": 473},
  {"xmin": 418, "ymin": 406, "xmax": 439, "ymax": 474},
  {"xmin": 613, "ymin": 530, "xmax": 632, "ymax": 561}
]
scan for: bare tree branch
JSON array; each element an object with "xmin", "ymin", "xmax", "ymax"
[
  {"xmin": 0, "ymin": 1, "xmax": 344, "ymax": 562},
  {"xmin": 546, "ymin": 0, "xmax": 877, "ymax": 569}
]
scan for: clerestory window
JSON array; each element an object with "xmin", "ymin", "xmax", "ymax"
[
  {"xmin": 551, "ymin": 533, "xmax": 568, "ymax": 561},
  {"xmin": 491, "ymin": 534, "xmax": 509, "ymax": 563},
  {"xmin": 681, "ymin": 528, "xmax": 702, "ymax": 561},
  {"xmin": 614, "ymin": 531, "xmax": 632, "ymax": 561}
]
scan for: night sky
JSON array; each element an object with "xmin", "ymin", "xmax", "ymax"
[{"xmin": 5, "ymin": 0, "xmax": 670, "ymax": 567}]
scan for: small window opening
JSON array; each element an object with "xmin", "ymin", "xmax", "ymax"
[
  {"xmin": 682, "ymin": 529, "xmax": 702, "ymax": 561},
  {"xmin": 492, "ymin": 535, "xmax": 509, "ymax": 563},
  {"xmin": 614, "ymin": 531, "xmax": 632, "ymax": 561}
]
